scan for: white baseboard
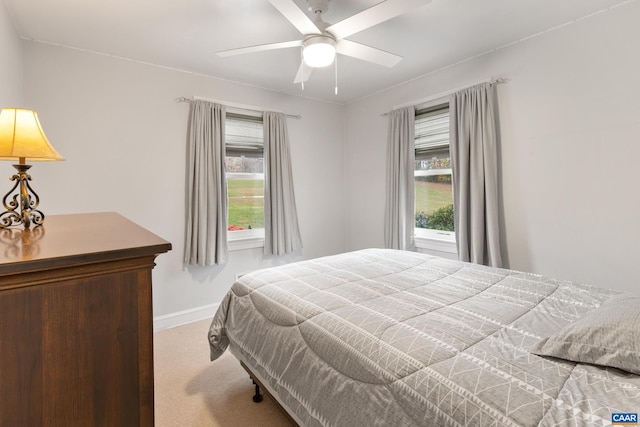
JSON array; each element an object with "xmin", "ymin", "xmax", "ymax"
[{"xmin": 153, "ymin": 302, "xmax": 220, "ymax": 332}]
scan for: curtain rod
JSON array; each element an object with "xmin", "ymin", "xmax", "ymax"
[
  {"xmin": 176, "ymin": 96, "xmax": 301, "ymax": 120},
  {"xmin": 382, "ymin": 77, "xmax": 509, "ymax": 116}
]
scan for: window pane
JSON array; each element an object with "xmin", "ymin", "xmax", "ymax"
[
  {"xmin": 227, "ymin": 173, "xmax": 264, "ymax": 231},
  {"xmin": 415, "ymin": 167, "xmax": 453, "ymax": 231}
]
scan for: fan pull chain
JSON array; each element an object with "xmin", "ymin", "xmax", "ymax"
[{"xmin": 334, "ymin": 55, "xmax": 338, "ymax": 95}]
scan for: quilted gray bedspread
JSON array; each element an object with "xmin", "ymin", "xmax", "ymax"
[{"xmin": 208, "ymin": 249, "xmax": 640, "ymax": 426}]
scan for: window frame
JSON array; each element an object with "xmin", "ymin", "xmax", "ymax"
[
  {"xmin": 224, "ymin": 112, "xmax": 265, "ymax": 250},
  {"xmin": 413, "ymin": 100, "xmax": 457, "ymax": 255}
]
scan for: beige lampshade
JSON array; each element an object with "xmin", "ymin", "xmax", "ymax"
[{"xmin": 0, "ymin": 108, "xmax": 64, "ymax": 162}]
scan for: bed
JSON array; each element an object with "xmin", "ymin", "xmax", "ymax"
[{"xmin": 208, "ymin": 248, "xmax": 640, "ymax": 426}]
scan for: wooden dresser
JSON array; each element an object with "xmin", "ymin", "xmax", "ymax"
[{"xmin": 0, "ymin": 212, "xmax": 171, "ymax": 427}]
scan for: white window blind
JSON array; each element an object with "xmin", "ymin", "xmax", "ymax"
[
  {"xmin": 225, "ymin": 114, "xmax": 263, "ymax": 158},
  {"xmin": 415, "ymin": 106, "xmax": 449, "ymax": 160}
]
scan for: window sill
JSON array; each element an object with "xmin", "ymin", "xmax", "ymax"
[
  {"xmin": 414, "ymin": 231, "xmax": 457, "ymax": 254},
  {"xmin": 228, "ymin": 229, "xmax": 264, "ymax": 251}
]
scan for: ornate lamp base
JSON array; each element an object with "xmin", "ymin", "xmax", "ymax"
[{"xmin": 0, "ymin": 164, "xmax": 45, "ymax": 229}]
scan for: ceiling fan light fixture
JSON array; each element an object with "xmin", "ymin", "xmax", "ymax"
[{"xmin": 302, "ymin": 35, "xmax": 336, "ymax": 68}]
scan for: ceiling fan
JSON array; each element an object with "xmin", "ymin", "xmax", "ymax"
[{"xmin": 217, "ymin": 0, "xmax": 433, "ymax": 86}]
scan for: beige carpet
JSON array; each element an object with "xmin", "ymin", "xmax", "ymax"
[{"xmin": 154, "ymin": 318, "xmax": 295, "ymax": 427}]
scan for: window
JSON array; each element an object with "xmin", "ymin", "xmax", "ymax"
[
  {"xmin": 414, "ymin": 104, "xmax": 455, "ymax": 251},
  {"xmin": 225, "ymin": 113, "xmax": 265, "ymax": 246}
]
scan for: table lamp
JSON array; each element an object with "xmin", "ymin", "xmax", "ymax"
[{"xmin": 0, "ymin": 108, "xmax": 64, "ymax": 228}]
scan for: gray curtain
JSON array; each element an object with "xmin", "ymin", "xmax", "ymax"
[
  {"xmin": 450, "ymin": 82, "xmax": 502, "ymax": 267},
  {"xmin": 384, "ymin": 106, "xmax": 415, "ymax": 251},
  {"xmin": 263, "ymin": 111, "xmax": 303, "ymax": 256},
  {"xmin": 184, "ymin": 100, "xmax": 228, "ymax": 266}
]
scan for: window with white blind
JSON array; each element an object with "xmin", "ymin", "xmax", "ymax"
[
  {"xmin": 414, "ymin": 104, "xmax": 455, "ymax": 249},
  {"xmin": 225, "ymin": 113, "xmax": 265, "ymax": 246}
]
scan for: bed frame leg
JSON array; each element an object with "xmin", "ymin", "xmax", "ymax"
[{"xmin": 252, "ymin": 379, "xmax": 263, "ymax": 403}]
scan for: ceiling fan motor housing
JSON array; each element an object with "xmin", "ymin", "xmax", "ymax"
[{"xmin": 307, "ymin": 0, "xmax": 330, "ymax": 15}]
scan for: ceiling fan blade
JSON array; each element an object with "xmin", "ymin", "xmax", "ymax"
[
  {"xmin": 267, "ymin": 0, "xmax": 322, "ymax": 35},
  {"xmin": 335, "ymin": 39, "xmax": 402, "ymax": 68},
  {"xmin": 293, "ymin": 63, "xmax": 314, "ymax": 84},
  {"xmin": 217, "ymin": 40, "xmax": 302, "ymax": 57},
  {"xmin": 326, "ymin": 0, "xmax": 432, "ymax": 40}
]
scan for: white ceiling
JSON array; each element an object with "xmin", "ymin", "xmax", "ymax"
[{"xmin": 4, "ymin": 0, "xmax": 630, "ymax": 103}]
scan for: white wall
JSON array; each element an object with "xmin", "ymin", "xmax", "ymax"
[
  {"xmin": 0, "ymin": 1, "xmax": 22, "ymax": 105},
  {"xmin": 345, "ymin": 2, "xmax": 640, "ymax": 294},
  {"xmin": 18, "ymin": 41, "xmax": 346, "ymax": 325}
]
